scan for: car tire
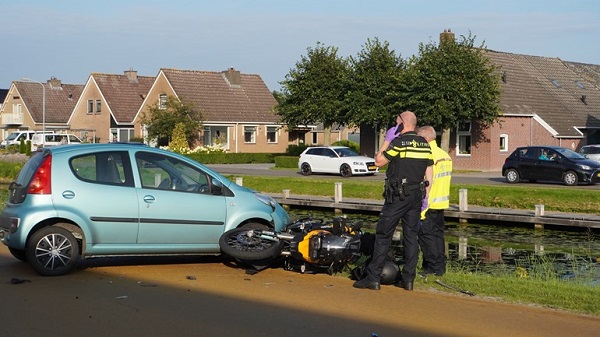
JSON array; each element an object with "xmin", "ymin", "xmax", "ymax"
[
  {"xmin": 300, "ymin": 162, "xmax": 312, "ymax": 176},
  {"xmin": 563, "ymin": 171, "xmax": 578, "ymax": 186},
  {"xmin": 505, "ymin": 169, "xmax": 520, "ymax": 183},
  {"xmin": 340, "ymin": 164, "xmax": 352, "ymax": 177},
  {"xmin": 26, "ymin": 226, "xmax": 80, "ymax": 276}
]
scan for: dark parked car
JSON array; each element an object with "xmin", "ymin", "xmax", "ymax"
[{"xmin": 502, "ymin": 146, "xmax": 600, "ymax": 186}]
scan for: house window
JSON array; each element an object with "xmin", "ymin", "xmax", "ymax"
[
  {"xmin": 110, "ymin": 128, "xmax": 134, "ymax": 142},
  {"xmin": 244, "ymin": 126, "xmax": 256, "ymax": 143},
  {"xmin": 87, "ymin": 100, "xmax": 94, "ymax": 114},
  {"xmin": 457, "ymin": 121, "xmax": 472, "ymax": 155},
  {"xmin": 158, "ymin": 94, "xmax": 167, "ymax": 110},
  {"xmin": 96, "ymin": 100, "xmax": 101, "ymax": 113},
  {"xmin": 13, "ymin": 103, "xmax": 22, "ymax": 114},
  {"xmin": 500, "ymin": 134, "xmax": 508, "ymax": 152},
  {"xmin": 203, "ymin": 125, "xmax": 229, "ymax": 149},
  {"xmin": 266, "ymin": 126, "xmax": 277, "ymax": 143}
]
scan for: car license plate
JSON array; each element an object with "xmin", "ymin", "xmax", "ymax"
[{"xmin": 368, "ymin": 166, "xmax": 376, "ymax": 170}]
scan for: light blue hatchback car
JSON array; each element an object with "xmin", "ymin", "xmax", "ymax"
[{"xmin": 0, "ymin": 143, "xmax": 290, "ymax": 276}]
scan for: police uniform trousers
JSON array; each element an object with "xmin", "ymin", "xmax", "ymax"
[
  {"xmin": 419, "ymin": 209, "xmax": 446, "ymax": 276},
  {"xmin": 364, "ymin": 190, "xmax": 421, "ymax": 283}
]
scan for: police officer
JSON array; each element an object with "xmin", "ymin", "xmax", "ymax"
[
  {"xmin": 353, "ymin": 111, "xmax": 433, "ymax": 291},
  {"xmin": 417, "ymin": 126, "xmax": 452, "ymax": 277}
]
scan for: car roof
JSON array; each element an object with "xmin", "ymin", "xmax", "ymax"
[
  {"xmin": 39, "ymin": 142, "xmax": 148, "ymax": 154},
  {"xmin": 581, "ymin": 144, "xmax": 600, "ymax": 148}
]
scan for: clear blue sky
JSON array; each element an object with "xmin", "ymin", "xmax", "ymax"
[{"xmin": 2, "ymin": 0, "xmax": 599, "ymax": 91}]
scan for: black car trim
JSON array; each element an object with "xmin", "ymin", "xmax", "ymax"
[
  {"xmin": 139, "ymin": 218, "xmax": 224, "ymax": 226},
  {"xmin": 90, "ymin": 217, "xmax": 138, "ymax": 223}
]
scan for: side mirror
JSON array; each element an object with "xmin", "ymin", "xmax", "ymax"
[{"xmin": 211, "ymin": 178, "xmax": 223, "ymax": 195}]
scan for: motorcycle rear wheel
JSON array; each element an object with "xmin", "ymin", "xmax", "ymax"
[{"xmin": 219, "ymin": 227, "xmax": 284, "ymax": 261}]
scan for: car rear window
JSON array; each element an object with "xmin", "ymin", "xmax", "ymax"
[
  {"xmin": 581, "ymin": 146, "xmax": 600, "ymax": 155},
  {"xmin": 14, "ymin": 151, "xmax": 46, "ymax": 186},
  {"xmin": 70, "ymin": 151, "xmax": 133, "ymax": 186}
]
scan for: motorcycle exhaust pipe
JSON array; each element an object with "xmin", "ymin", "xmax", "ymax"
[{"xmin": 276, "ymin": 233, "xmax": 296, "ymax": 240}]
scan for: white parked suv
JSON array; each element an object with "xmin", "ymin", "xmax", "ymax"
[
  {"xmin": 579, "ymin": 144, "xmax": 600, "ymax": 162},
  {"xmin": 298, "ymin": 146, "xmax": 378, "ymax": 177}
]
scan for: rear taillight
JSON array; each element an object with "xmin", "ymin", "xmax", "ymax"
[{"xmin": 28, "ymin": 154, "xmax": 52, "ymax": 194}]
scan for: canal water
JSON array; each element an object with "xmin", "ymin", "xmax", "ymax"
[{"xmin": 288, "ymin": 210, "xmax": 600, "ymax": 284}]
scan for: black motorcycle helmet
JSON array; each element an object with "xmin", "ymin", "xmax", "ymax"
[{"xmin": 380, "ymin": 261, "xmax": 399, "ymax": 285}]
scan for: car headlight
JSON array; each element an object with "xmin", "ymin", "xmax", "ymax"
[
  {"xmin": 578, "ymin": 164, "xmax": 592, "ymax": 170},
  {"xmin": 255, "ymin": 192, "xmax": 277, "ymax": 210}
]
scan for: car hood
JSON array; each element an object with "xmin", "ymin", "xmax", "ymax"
[
  {"xmin": 346, "ymin": 156, "xmax": 375, "ymax": 162},
  {"xmin": 574, "ymin": 158, "xmax": 600, "ymax": 168}
]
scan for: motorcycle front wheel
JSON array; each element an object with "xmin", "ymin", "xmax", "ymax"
[{"xmin": 219, "ymin": 227, "xmax": 284, "ymax": 261}]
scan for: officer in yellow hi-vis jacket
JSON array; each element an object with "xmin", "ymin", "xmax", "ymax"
[{"xmin": 417, "ymin": 126, "xmax": 452, "ymax": 276}]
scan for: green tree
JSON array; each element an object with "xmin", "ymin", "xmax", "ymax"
[
  {"xmin": 169, "ymin": 123, "xmax": 189, "ymax": 153},
  {"xmin": 345, "ymin": 37, "xmax": 406, "ymax": 137},
  {"xmin": 401, "ymin": 31, "xmax": 502, "ymax": 151},
  {"xmin": 140, "ymin": 96, "xmax": 203, "ymax": 147},
  {"xmin": 277, "ymin": 42, "xmax": 350, "ymax": 145}
]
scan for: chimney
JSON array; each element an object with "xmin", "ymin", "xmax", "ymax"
[
  {"xmin": 48, "ymin": 77, "xmax": 61, "ymax": 88},
  {"xmin": 124, "ymin": 68, "xmax": 138, "ymax": 83},
  {"xmin": 222, "ymin": 67, "xmax": 241, "ymax": 87},
  {"xmin": 439, "ymin": 28, "xmax": 455, "ymax": 46}
]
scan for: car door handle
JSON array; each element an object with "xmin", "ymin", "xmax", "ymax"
[
  {"xmin": 143, "ymin": 195, "xmax": 156, "ymax": 203},
  {"xmin": 62, "ymin": 190, "xmax": 75, "ymax": 199}
]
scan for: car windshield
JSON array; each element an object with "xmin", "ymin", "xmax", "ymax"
[
  {"xmin": 5, "ymin": 132, "xmax": 18, "ymax": 141},
  {"xmin": 334, "ymin": 147, "xmax": 359, "ymax": 157},
  {"xmin": 555, "ymin": 148, "xmax": 586, "ymax": 159}
]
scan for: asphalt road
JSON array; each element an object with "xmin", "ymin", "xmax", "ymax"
[
  {"xmin": 2, "ymin": 245, "xmax": 598, "ymax": 337},
  {"xmin": 207, "ymin": 164, "xmax": 600, "ymax": 189}
]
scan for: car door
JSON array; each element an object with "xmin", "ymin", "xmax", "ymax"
[
  {"xmin": 54, "ymin": 150, "xmax": 140, "ymax": 245},
  {"xmin": 538, "ymin": 149, "xmax": 564, "ymax": 182},
  {"xmin": 517, "ymin": 147, "xmax": 539, "ymax": 180},
  {"xmin": 134, "ymin": 150, "xmax": 227, "ymax": 247},
  {"xmin": 320, "ymin": 148, "xmax": 341, "ymax": 173}
]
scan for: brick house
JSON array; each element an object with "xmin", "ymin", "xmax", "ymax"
[
  {"xmin": 448, "ymin": 50, "xmax": 600, "ymax": 171},
  {"xmin": 136, "ymin": 67, "xmax": 287, "ymax": 153},
  {"xmin": 0, "ymin": 78, "xmax": 83, "ymax": 139},
  {"xmin": 69, "ymin": 69, "xmax": 155, "ymax": 143}
]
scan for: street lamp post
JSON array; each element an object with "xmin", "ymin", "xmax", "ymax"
[{"xmin": 21, "ymin": 78, "xmax": 46, "ymax": 146}]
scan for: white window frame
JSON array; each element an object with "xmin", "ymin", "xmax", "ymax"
[
  {"xmin": 244, "ymin": 125, "xmax": 257, "ymax": 144},
  {"xmin": 266, "ymin": 126, "xmax": 278, "ymax": 143},
  {"xmin": 203, "ymin": 125, "xmax": 230, "ymax": 149},
  {"xmin": 110, "ymin": 128, "xmax": 134, "ymax": 142},
  {"xmin": 456, "ymin": 121, "xmax": 472, "ymax": 156},
  {"xmin": 158, "ymin": 94, "xmax": 167, "ymax": 110},
  {"xmin": 500, "ymin": 134, "xmax": 508, "ymax": 152},
  {"xmin": 13, "ymin": 103, "xmax": 22, "ymax": 114},
  {"xmin": 95, "ymin": 99, "xmax": 102, "ymax": 114},
  {"xmin": 87, "ymin": 100, "xmax": 94, "ymax": 114}
]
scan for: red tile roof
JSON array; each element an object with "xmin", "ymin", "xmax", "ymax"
[
  {"xmin": 160, "ymin": 68, "xmax": 278, "ymax": 123},
  {"xmin": 92, "ymin": 72, "xmax": 155, "ymax": 123},
  {"xmin": 15, "ymin": 80, "xmax": 83, "ymax": 124},
  {"xmin": 486, "ymin": 50, "xmax": 600, "ymax": 137}
]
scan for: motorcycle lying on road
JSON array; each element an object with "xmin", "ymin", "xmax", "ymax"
[{"xmin": 219, "ymin": 217, "xmax": 364, "ymax": 275}]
